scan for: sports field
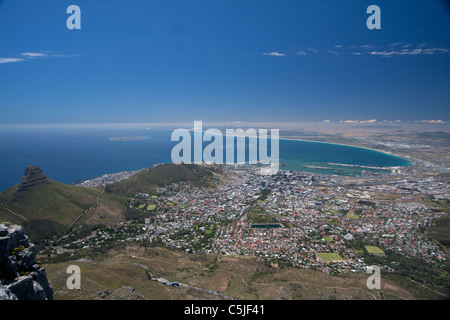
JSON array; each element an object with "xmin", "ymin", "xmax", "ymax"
[
  {"xmin": 365, "ymin": 246, "xmax": 385, "ymax": 255},
  {"xmin": 316, "ymin": 252, "xmax": 345, "ymax": 263}
]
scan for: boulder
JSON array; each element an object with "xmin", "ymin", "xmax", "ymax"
[
  {"xmin": 0, "ymin": 223, "xmax": 53, "ymax": 300},
  {"xmin": 17, "ymin": 244, "xmax": 37, "ymax": 269},
  {"xmin": 0, "ymin": 236, "xmax": 10, "ymax": 262},
  {"xmin": 7, "ymin": 224, "xmax": 29, "ymax": 249},
  {"xmin": 0, "ymin": 224, "xmax": 8, "ymax": 237},
  {"xmin": 2, "ymin": 255, "xmax": 18, "ymax": 276},
  {"xmin": 6, "ymin": 275, "xmax": 35, "ymax": 300},
  {"xmin": 30, "ymin": 268, "xmax": 53, "ymax": 300},
  {"xmin": 0, "ymin": 286, "xmax": 17, "ymax": 300}
]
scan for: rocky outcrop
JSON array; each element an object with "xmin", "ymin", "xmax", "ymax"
[
  {"xmin": 0, "ymin": 223, "xmax": 53, "ymax": 300},
  {"xmin": 17, "ymin": 165, "xmax": 51, "ymax": 193}
]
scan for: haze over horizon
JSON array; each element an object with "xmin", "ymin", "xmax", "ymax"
[{"xmin": 1, "ymin": 0, "xmax": 450, "ymax": 124}]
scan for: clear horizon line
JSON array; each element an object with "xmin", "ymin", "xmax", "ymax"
[
  {"xmin": 0, "ymin": 120, "xmax": 448, "ymax": 130},
  {"xmin": 1, "ymin": 120, "xmax": 449, "ymax": 125}
]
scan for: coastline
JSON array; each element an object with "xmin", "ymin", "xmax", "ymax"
[
  {"xmin": 198, "ymin": 129, "xmax": 413, "ymax": 168},
  {"xmin": 75, "ymin": 169, "xmax": 144, "ymax": 187},
  {"xmin": 85, "ymin": 132, "xmax": 412, "ymax": 185},
  {"xmin": 0, "ymin": 130, "xmax": 413, "ymax": 191},
  {"xmin": 277, "ymin": 136, "xmax": 413, "ymax": 167}
]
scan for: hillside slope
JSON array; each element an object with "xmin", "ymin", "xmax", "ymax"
[
  {"xmin": 44, "ymin": 245, "xmax": 449, "ymax": 300},
  {"xmin": 106, "ymin": 163, "xmax": 219, "ymax": 196},
  {"xmin": 0, "ymin": 164, "xmax": 218, "ymax": 241},
  {"xmin": 0, "ymin": 171, "xmax": 126, "ymax": 241}
]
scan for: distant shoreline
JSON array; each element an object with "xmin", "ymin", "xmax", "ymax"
[
  {"xmin": 75, "ymin": 169, "xmax": 144, "ymax": 187},
  {"xmin": 83, "ymin": 135, "xmax": 414, "ymax": 186},
  {"xmin": 109, "ymin": 136, "xmax": 145, "ymax": 141},
  {"xmin": 0, "ymin": 129, "xmax": 413, "ymax": 191},
  {"xmin": 280, "ymin": 137, "xmax": 413, "ymax": 167},
  {"xmin": 197, "ymin": 129, "xmax": 412, "ymax": 167}
]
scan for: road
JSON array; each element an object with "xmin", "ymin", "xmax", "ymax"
[{"xmin": 76, "ymin": 257, "xmax": 236, "ymax": 300}]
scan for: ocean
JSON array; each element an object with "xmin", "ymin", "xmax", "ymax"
[{"xmin": 0, "ymin": 126, "xmax": 411, "ymax": 191}]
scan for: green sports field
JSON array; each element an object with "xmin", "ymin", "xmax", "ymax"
[
  {"xmin": 364, "ymin": 246, "xmax": 385, "ymax": 255},
  {"xmin": 316, "ymin": 252, "xmax": 344, "ymax": 263}
]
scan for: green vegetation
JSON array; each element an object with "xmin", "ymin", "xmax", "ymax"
[
  {"xmin": 364, "ymin": 249, "xmax": 450, "ymax": 295},
  {"xmin": 427, "ymin": 216, "xmax": 450, "ymax": 248},
  {"xmin": 257, "ymin": 188, "xmax": 271, "ymax": 201},
  {"xmin": 358, "ymin": 200, "xmax": 376, "ymax": 207},
  {"xmin": 106, "ymin": 163, "xmax": 218, "ymax": 196},
  {"xmin": 316, "ymin": 252, "xmax": 344, "ymax": 263},
  {"xmin": 344, "ymin": 234, "xmax": 449, "ymax": 296},
  {"xmin": 10, "ymin": 245, "xmax": 25, "ymax": 255},
  {"xmin": 345, "ymin": 214, "xmax": 360, "ymax": 220},
  {"xmin": 247, "ymin": 208, "xmax": 278, "ymax": 224},
  {"xmin": 324, "ymin": 209, "xmax": 348, "ymax": 215},
  {"xmin": 364, "ymin": 245, "xmax": 385, "ymax": 255},
  {"xmin": 203, "ymin": 224, "xmax": 217, "ymax": 239},
  {"xmin": 0, "ymin": 180, "xmax": 128, "ymax": 241},
  {"xmin": 41, "ymin": 244, "xmax": 449, "ymax": 300},
  {"xmin": 0, "ymin": 163, "xmax": 218, "ymax": 241}
]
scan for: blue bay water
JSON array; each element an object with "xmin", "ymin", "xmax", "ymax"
[{"xmin": 0, "ymin": 127, "xmax": 411, "ymax": 191}]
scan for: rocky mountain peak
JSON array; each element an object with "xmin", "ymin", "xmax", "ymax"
[{"xmin": 17, "ymin": 165, "xmax": 51, "ymax": 192}]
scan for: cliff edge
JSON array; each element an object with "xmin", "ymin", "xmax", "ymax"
[{"xmin": 0, "ymin": 223, "xmax": 53, "ymax": 300}]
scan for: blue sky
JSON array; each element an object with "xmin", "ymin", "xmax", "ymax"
[{"xmin": 0, "ymin": 0, "xmax": 449, "ymax": 124}]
